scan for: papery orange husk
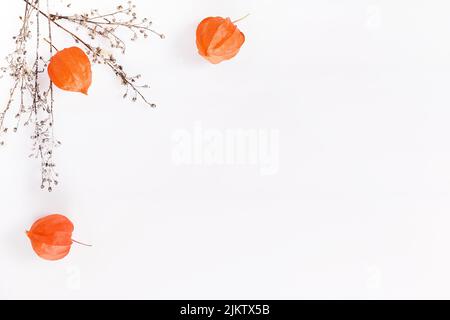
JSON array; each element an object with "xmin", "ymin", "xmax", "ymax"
[
  {"xmin": 196, "ymin": 17, "xmax": 245, "ymax": 64},
  {"xmin": 48, "ymin": 47, "xmax": 92, "ymax": 94},
  {"xmin": 26, "ymin": 214, "xmax": 74, "ymax": 261}
]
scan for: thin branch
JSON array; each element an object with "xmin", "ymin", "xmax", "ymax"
[
  {"xmin": 2, "ymin": 0, "xmax": 162, "ymax": 189},
  {"xmin": 44, "ymin": 38, "xmax": 58, "ymax": 51},
  {"xmin": 60, "ymin": 17, "xmax": 164, "ymax": 38},
  {"xmin": 23, "ymin": 0, "xmax": 156, "ymax": 107}
]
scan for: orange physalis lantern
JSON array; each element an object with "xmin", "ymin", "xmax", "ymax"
[
  {"xmin": 196, "ymin": 16, "xmax": 246, "ymax": 64},
  {"xmin": 48, "ymin": 47, "xmax": 92, "ymax": 95},
  {"xmin": 26, "ymin": 214, "xmax": 74, "ymax": 261}
]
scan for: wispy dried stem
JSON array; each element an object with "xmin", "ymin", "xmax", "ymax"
[
  {"xmin": 1, "ymin": 0, "xmax": 162, "ymax": 190},
  {"xmin": 23, "ymin": 0, "xmax": 160, "ymax": 106}
]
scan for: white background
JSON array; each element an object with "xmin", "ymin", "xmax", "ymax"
[{"xmin": 1, "ymin": 0, "xmax": 450, "ymax": 299}]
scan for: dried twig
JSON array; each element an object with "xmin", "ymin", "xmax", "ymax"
[
  {"xmin": 23, "ymin": 0, "xmax": 160, "ymax": 106},
  {"xmin": 1, "ymin": 0, "xmax": 162, "ymax": 190}
]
